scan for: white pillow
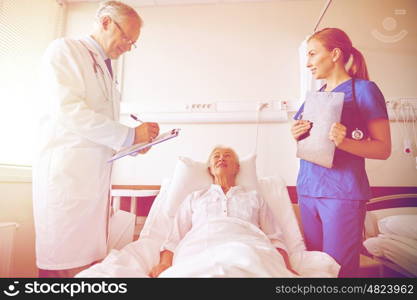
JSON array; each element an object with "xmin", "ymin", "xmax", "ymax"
[
  {"xmin": 378, "ymin": 214, "xmax": 417, "ymax": 240},
  {"xmin": 164, "ymin": 154, "xmax": 258, "ymax": 217},
  {"xmin": 258, "ymin": 176, "xmax": 306, "ymax": 255}
]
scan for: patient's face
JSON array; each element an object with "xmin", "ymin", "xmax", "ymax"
[{"xmin": 208, "ymin": 148, "xmax": 240, "ymax": 178}]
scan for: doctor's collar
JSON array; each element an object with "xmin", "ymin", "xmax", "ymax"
[{"xmin": 85, "ymin": 35, "xmax": 109, "ymax": 61}]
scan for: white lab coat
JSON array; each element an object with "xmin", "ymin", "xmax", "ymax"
[{"xmin": 32, "ymin": 36, "xmax": 129, "ymax": 270}]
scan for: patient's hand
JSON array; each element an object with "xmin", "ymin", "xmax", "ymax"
[
  {"xmin": 149, "ymin": 250, "xmax": 174, "ymax": 277},
  {"xmin": 148, "ymin": 263, "xmax": 171, "ymax": 278}
]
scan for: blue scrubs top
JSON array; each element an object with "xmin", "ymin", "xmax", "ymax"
[{"xmin": 294, "ymin": 79, "xmax": 388, "ymax": 201}]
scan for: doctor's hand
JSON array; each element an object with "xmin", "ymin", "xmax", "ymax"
[
  {"xmin": 329, "ymin": 122, "xmax": 346, "ymax": 147},
  {"xmin": 291, "ymin": 120, "xmax": 312, "ymax": 141},
  {"xmin": 134, "ymin": 122, "xmax": 160, "ymax": 144}
]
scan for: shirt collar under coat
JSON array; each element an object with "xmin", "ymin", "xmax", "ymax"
[
  {"xmin": 83, "ymin": 35, "xmax": 108, "ymax": 61},
  {"xmin": 209, "ymin": 184, "xmax": 244, "ymax": 197}
]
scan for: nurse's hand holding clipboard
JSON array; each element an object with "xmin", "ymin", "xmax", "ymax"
[
  {"xmin": 328, "ymin": 122, "xmax": 347, "ymax": 147},
  {"xmin": 291, "ymin": 120, "xmax": 312, "ymax": 141}
]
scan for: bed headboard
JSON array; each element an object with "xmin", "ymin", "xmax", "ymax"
[{"xmin": 364, "ymin": 194, "xmax": 417, "ymax": 239}]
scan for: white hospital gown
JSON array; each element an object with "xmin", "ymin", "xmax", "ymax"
[{"xmin": 162, "ymin": 184, "xmax": 287, "ymax": 252}]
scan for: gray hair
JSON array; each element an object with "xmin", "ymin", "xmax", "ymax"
[
  {"xmin": 96, "ymin": 1, "xmax": 142, "ymax": 26},
  {"xmin": 206, "ymin": 145, "xmax": 240, "ymax": 167}
]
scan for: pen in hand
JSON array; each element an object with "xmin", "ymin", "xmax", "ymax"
[
  {"xmin": 130, "ymin": 114, "xmax": 143, "ymax": 123},
  {"xmin": 131, "ymin": 114, "xmax": 161, "ymax": 144}
]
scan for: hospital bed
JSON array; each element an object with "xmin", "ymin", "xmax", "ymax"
[
  {"xmin": 76, "ymin": 155, "xmax": 340, "ymax": 277},
  {"xmin": 362, "ymin": 194, "xmax": 417, "ymax": 277}
]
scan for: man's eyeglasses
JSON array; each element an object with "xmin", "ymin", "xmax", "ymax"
[{"xmin": 113, "ymin": 20, "xmax": 137, "ymax": 49}]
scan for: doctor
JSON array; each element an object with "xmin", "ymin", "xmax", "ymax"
[{"xmin": 33, "ymin": 1, "xmax": 159, "ymax": 277}]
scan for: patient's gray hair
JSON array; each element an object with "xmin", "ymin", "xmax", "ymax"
[
  {"xmin": 207, "ymin": 145, "xmax": 240, "ymax": 167},
  {"xmin": 96, "ymin": 0, "xmax": 142, "ymax": 26}
]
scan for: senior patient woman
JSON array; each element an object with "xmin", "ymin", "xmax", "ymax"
[{"xmin": 149, "ymin": 146, "xmax": 297, "ymax": 277}]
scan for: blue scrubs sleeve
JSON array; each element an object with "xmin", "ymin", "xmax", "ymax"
[{"xmin": 356, "ymin": 81, "xmax": 388, "ymax": 122}]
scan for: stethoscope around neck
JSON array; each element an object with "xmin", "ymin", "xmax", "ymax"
[
  {"xmin": 349, "ymin": 78, "xmax": 366, "ymax": 141},
  {"xmin": 320, "ymin": 78, "xmax": 366, "ymax": 141},
  {"xmin": 81, "ymin": 41, "xmax": 114, "ymax": 102}
]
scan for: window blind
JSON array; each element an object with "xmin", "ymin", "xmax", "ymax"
[{"xmin": 0, "ymin": 0, "xmax": 65, "ymax": 166}]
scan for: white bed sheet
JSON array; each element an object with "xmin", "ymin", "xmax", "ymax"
[
  {"xmin": 363, "ymin": 233, "xmax": 417, "ymax": 276},
  {"xmin": 161, "ymin": 217, "xmax": 293, "ymax": 277},
  {"xmin": 76, "ymin": 177, "xmax": 339, "ymax": 278}
]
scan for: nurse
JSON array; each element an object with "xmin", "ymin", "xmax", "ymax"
[
  {"xmin": 33, "ymin": 1, "xmax": 159, "ymax": 277},
  {"xmin": 291, "ymin": 28, "xmax": 391, "ymax": 277}
]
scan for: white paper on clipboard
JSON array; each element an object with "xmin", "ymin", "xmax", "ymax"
[
  {"xmin": 108, "ymin": 128, "xmax": 181, "ymax": 162},
  {"xmin": 296, "ymin": 91, "xmax": 344, "ymax": 168}
]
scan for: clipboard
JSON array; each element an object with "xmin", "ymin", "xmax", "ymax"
[
  {"xmin": 296, "ymin": 91, "xmax": 344, "ymax": 168},
  {"xmin": 108, "ymin": 128, "xmax": 181, "ymax": 163}
]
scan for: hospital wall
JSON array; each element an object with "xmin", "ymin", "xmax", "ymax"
[{"xmin": 65, "ymin": 0, "xmax": 417, "ymax": 186}]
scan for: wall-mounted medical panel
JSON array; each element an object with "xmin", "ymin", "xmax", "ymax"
[
  {"xmin": 120, "ymin": 101, "xmax": 288, "ymax": 123},
  {"xmin": 386, "ymin": 98, "xmax": 417, "ymax": 122}
]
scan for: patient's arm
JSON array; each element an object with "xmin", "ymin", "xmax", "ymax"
[
  {"xmin": 277, "ymin": 248, "xmax": 299, "ymax": 275},
  {"xmin": 148, "ymin": 250, "xmax": 174, "ymax": 278},
  {"xmin": 149, "ymin": 195, "xmax": 194, "ymax": 278}
]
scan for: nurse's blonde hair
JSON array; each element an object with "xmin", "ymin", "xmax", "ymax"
[{"xmin": 96, "ymin": 0, "xmax": 142, "ymax": 26}]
